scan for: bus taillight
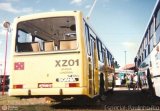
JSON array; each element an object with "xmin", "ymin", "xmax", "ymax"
[
  {"xmin": 65, "ymin": 83, "xmax": 79, "ymax": 87},
  {"xmin": 13, "ymin": 84, "xmax": 23, "ymax": 89}
]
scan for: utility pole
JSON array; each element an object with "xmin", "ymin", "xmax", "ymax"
[
  {"xmin": 2, "ymin": 21, "xmax": 10, "ymax": 95},
  {"xmin": 124, "ymin": 51, "xmax": 127, "ymax": 70}
]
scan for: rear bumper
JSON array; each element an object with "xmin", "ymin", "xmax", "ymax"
[{"xmin": 9, "ymin": 87, "xmax": 87, "ymax": 96}]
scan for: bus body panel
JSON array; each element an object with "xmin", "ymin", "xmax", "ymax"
[
  {"xmin": 150, "ymin": 43, "xmax": 160, "ymax": 96},
  {"xmin": 9, "ymin": 88, "xmax": 86, "ymax": 96},
  {"xmin": 153, "ymin": 77, "xmax": 160, "ymax": 96},
  {"xmin": 9, "ymin": 52, "xmax": 86, "ymax": 96},
  {"xmin": 9, "ymin": 11, "xmax": 91, "ymax": 97}
]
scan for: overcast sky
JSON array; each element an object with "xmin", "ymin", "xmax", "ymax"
[{"xmin": 0, "ymin": 0, "xmax": 157, "ymax": 67}]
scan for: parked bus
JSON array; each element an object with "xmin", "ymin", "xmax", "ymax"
[
  {"xmin": 135, "ymin": 0, "xmax": 160, "ymax": 97},
  {"xmin": 8, "ymin": 11, "xmax": 115, "ymax": 99}
]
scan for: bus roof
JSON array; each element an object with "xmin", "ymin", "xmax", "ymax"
[{"xmin": 14, "ymin": 11, "xmax": 82, "ymax": 22}]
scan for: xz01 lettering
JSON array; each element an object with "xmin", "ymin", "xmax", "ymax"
[{"xmin": 55, "ymin": 59, "xmax": 79, "ymax": 67}]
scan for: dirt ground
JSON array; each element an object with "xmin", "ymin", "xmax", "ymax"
[{"xmin": 0, "ymin": 89, "xmax": 160, "ymax": 111}]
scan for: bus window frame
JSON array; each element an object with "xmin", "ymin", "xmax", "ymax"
[
  {"xmin": 90, "ymin": 35, "xmax": 96, "ymax": 58},
  {"xmin": 97, "ymin": 38, "xmax": 103, "ymax": 62},
  {"xmin": 15, "ymin": 16, "xmax": 78, "ymax": 53},
  {"xmin": 85, "ymin": 23, "xmax": 91, "ymax": 56},
  {"xmin": 105, "ymin": 49, "xmax": 108, "ymax": 64},
  {"xmin": 88, "ymin": 27, "xmax": 97, "ymax": 57},
  {"xmin": 16, "ymin": 29, "xmax": 46, "ymax": 52},
  {"xmin": 107, "ymin": 50, "xmax": 110, "ymax": 66},
  {"xmin": 149, "ymin": 20, "xmax": 154, "ymax": 39},
  {"xmin": 149, "ymin": 37, "xmax": 154, "ymax": 52},
  {"xmin": 156, "ymin": 8, "xmax": 160, "ymax": 45},
  {"xmin": 101, "ymin": 45, "xmax": 106, "ymax": 63},
  {"xmin": 156, "ymin": 8, "xmax": 160, "ymax": 29},
  {"xmin": 17, "ymin": 29, "xmax": 32, "ymax": 42}
]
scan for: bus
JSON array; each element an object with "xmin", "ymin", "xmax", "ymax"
[
  {"xmin": 135, "ymin": 0, "xmax": 160, "ymax": 97},
  {"xmin": 9, "ymin": 11, "xmax": 115, "ymax": 99}
]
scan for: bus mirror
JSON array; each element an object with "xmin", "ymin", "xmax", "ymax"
[{"xmin": 3, "ymin": 21, "xmax": 10, "ymax": 29}]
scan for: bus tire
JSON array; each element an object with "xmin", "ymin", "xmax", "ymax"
[
  {"xmin": 99, "ymin": 73, "xmax": 104, "ymax": 96},
  {"xmin": 147, "ymin": 69, "xmax": 156, "ymax": 97}
]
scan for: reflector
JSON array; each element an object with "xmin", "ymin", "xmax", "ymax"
[{"xmin": 13, "ymin": 84, "xmax": 23, "ymax": 89}]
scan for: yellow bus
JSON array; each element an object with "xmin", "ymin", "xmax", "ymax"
[{"xmin": 9, "ymin": 11, "xmax": 115, "ymax": 99}]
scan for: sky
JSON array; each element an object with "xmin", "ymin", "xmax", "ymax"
[{"xmin": 0, "ymin": 0, "xmax": 158, "ymax": 68}]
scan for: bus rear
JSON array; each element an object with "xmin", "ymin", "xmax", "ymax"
[{"xmin": 9, "ymin": 11, "xmax": 88, "ymax": 98}]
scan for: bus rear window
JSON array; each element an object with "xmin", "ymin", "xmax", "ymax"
[{"xmin": 15, "ymin": 16, "xmax": 77, "ymax": 53}]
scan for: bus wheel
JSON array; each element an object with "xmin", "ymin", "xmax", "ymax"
[
  {"xmin": 147, "ymin": 69, "xmax": 156, "ymax": 97},
  {"xmin": 99, "ymin": 73, "xmax": 105, "ymax": 98}
]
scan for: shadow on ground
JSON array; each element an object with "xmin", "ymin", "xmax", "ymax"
[{"xmin": 51, "ymin": 89, "xmax": 160, "ymax": 110}]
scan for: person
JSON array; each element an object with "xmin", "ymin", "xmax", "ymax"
[
  {"xmin": 133, "ymin": 74, "xmax": 138, "ymax": 90},
  {"xmin": 130, "ymin": 74, "xmax": 134, "ymax": 90},
  {"xmin": 143, "ymin": 73, "xmax": 147, "ymax": 87},
  {"xmin": 126, "ymin": 74, "xmax": 131, "ymax": 90}
]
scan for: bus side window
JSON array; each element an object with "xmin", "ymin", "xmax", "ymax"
[
  {"xmin": 156, "ymin": 8, "xmax": 160, "ymax": 44},
  {"xmin": 102, "ymin": 47, "xmax": 105, "ymax": 63},
  {"xmin": 106, "ymin": 50, "xmax": 109, "ymax": 65},
  {"xmin": 85, "ymin": 23, "xmax": 91, "ymax": 55},
  {"xmin": 107, "ymin": 51, "xmax": 111, "ymax": 66},
  {"xmin": 97, "ymin": 39, "xmax": 103, "ymax": 62}
]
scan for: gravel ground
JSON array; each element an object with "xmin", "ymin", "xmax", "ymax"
[{"xmin": 0, "ymin": 89, "xmax": 160, "ymax": 111}]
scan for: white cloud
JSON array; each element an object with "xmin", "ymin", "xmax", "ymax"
[
  {"xmin": 122, "ymin": 41, "xmax": 138, "ymax": 51},
  {"xmin": 0, "ymin": 3, "xmax": 19, "ymax": 13},
  {"xmin": 70, "ymin": 0, "xmax": 84, "ymax": 5},
  {"xmin": 122, "ymin": 42, "xmax": 135, "ymax": 48},
  {"xmin": 0, "ymin": 3, "xmax": 33, "ymax": 14},
  {"xmin": 50, "ymin": 8, "xmax": 56, "ymax": 12}
]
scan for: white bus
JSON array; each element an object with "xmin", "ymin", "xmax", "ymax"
[
  {"xmin": 135, "ymin": 0, "xmax": 160, "ymax": 97},
  {"xmin": 9, "ymin": 11, "xmax": 115, "ymax": 99}
]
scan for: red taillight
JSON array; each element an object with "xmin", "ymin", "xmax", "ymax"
[
  {"xmin": 66, "ymin": 83, "xmax": 79, "ymax": 87},
  {"xmin": 13, "ymin": 84, "xmax": 23, "ymax": 89}
]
